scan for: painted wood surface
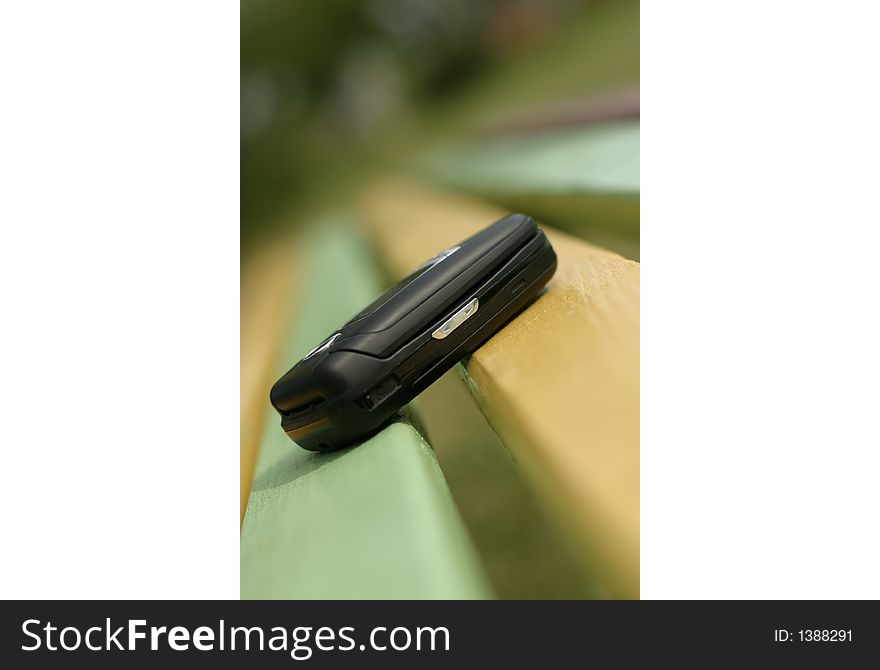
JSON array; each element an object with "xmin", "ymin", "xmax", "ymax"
[
  {"xmin": 420, "ymin": 121, "xmax": 639, "ymax": 259},
  {"xmin": 240, "ymin": 213, "xmax": 491, "ymax": 599},
  {"xmin": 241, "ymin": 241, "xmax": 297, "ymax": 524},
  {"xmin": 360, "ymin": 181, "xmax": 640, "ymax": 597}
]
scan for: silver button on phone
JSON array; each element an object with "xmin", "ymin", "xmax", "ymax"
[{"xmin": 432, "ymin": 298, "xmax": 479, "ymax": 339}]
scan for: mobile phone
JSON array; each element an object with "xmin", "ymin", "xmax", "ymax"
[{"xmin": 270, "ymin": 213, "xmax": 557, "ymax": 451}]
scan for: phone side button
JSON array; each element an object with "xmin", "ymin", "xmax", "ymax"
[{"xmin": 432, "ymin": 297, "xmax": 479, "ymax": 339}]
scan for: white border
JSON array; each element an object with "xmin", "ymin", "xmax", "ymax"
[
  {"xmin": 642, "ymin": 1, "xmax": 880, "ymax": 598},
  {"xmin": 0, "ymin": 3, "xmax": 239, "ymax": 598}
]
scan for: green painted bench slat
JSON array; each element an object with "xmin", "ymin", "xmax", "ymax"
[
  {"xmin": 240, "ymin": 214, "xmax": 491, "ymax": 599},
  {"xmin": 420, "ymin": 121, "xmax": 639, "ymax": 260}
]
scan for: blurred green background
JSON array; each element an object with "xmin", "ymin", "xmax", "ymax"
[
  {"xmin": 242, "ymin": 0, "xmax": 638, "ymax": 249},
  {"xmin": 242, "ymin": 0, "xmax": 638, "ymax": 598}
]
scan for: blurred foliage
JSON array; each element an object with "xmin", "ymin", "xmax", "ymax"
[{"xmin": 241, "ymin": 0, "xmax": 639, "ymax": 248}]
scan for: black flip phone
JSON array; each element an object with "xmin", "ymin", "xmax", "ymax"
[{"xmin": 270, "ymin": 213, "xmax": 557, "ymax": 451}]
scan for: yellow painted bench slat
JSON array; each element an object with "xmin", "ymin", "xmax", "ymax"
[{"xmin": 360, "ymin": 180, "xmax": 639, "ymax": 597}]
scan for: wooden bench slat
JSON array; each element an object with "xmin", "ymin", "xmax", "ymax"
[
  {"xmin": 241, "ymin": 242, "xmax": 298, "ymax": 525},
  {"xmin": 360, "ymin": 181, "xmax": 639, "ymax": 598},
  {"xmin": 240, "ymin": 213, "xmax": 491, "ymax": 599},
  {"xmin": 420, "ymin": 122, "xmax": 639, "ymax": 259}
]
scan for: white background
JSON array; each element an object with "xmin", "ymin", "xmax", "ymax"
[
  {"xmin": 1, "ymin": 2, "xmax": 878, "ymax": 599},
  {"xmin": 641, "ymin": 1, "xmax": 880, "ymax": 597},
  {"xmin": 0, "ymin": 2, "xmax": 239, "ymax": 599}
]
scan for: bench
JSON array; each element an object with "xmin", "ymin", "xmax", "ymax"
[{"xmin": 241, "ymin": 123, "xmax": 639, "ymax": 599}]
